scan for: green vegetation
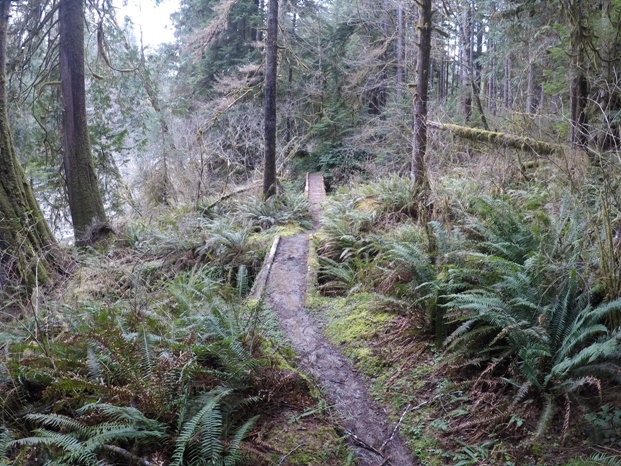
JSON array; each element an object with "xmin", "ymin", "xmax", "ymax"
[
  {"xmin": 4, "ymin": 0, "xmax": 621, "ymax": 464},
  {"xmin": 311, "ymin": 172, "xmax": 621, "ymax": 464},
  {"xmin": 0, "ymin": 191, "xmax": 352, "ymax": 465}
]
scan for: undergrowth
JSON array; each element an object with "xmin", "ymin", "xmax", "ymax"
[
  {"xmin": 313, "ymin": 174, "xmax": 621, "ymax": 464},
  {"xmin": 0, "ymin": 191, "xmax": 351, "ymax": 465}
]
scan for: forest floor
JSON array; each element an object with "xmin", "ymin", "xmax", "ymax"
[{"xmin": 263, "ymin": 173, "xmax": 417, "ymax": 466}]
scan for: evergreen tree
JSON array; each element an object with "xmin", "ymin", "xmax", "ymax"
[
  {"xmin": 0, "ymin": 0, "xmax": 61, "ymax": 290},
  {"xmin": 59, "ymin": 0, "xmax": 109, "ymax": 243},
  {"xmin": 263, "ymin": 0, "xmax": 278, "ymax": 198}
]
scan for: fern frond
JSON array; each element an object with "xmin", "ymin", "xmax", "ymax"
[
  {"xmin": 11, "ymin": 429, "xmax": 97, "ymax": 465},
  {"xmin": 77, "ymin": 403, "xmax": 166, "ymax": 431},
  {"xmin": 171, "ymin": 388, "xmax": 232, "ymax": 466},
  {"xmin": 223, "ymin": 415, "xmax": 258, "ymax": 466},
  {"xmin": 86, "ymin": 346, "xmax": 104, "ymax": 383},
  {"xmin": 236, "ymin": 265, "xmax": 249, "ymax": 298},
  {"xmin": 533, "ymin": 395, "xmax": 554, "ymax": 440},
  {"xmin": 24, "ymin": 414, "xmax": 89, "ymax": 439},
  {"xmin": 198, "ymin": 403, "xmax": 224, "ymax": 463},
  {"xmin": 549, "ymin": 337, "xmax": 620, "ymax": 383},
  {"xmin": 588, "ymin": 453, "xmax": 621, "ymax": 466},
  {"xmin": 0, "ymin": 426, "xmax": 11, "ymax": 465},
  {"xmin": 572, "ymin": 361, "xmax": 621, "ymax": 384}
]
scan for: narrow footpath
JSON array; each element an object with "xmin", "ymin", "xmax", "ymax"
[{"xmin": 263, "ymin": 173, "xmax": 416, "ymax": 466}]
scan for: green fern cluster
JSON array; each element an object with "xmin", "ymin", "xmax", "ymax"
[
  {"xmin": 321, "ymin": 184, "xmax": 621, "ymax": 441},
  {"xmin": 363, "ymin": 175, "xmax": 421, "ymax": 217},
  {"xmin": 434, "ymin": 194, "xmax": 621, "ymax": 437},
  {"xmin": 6, "ymin": 394, "xmax": 257, "ymax": 466},
  {"xmin": 0, "ymin": 426, "xmax": 11, "ymax": 465},
  {"xmin": 171, "ymin": 389, "xmax": 257, "ymax": 466},
  {"xmin": 237, "ymin": 189, "xmax": 312, "ymax": 230},
  {"xmin": 10, "ymin": 405, "xmax": 166, "ymax": 465},
  {"xmin": 315, "ymin": 193, "xmax": 385, "ymax": 294},
  {"xmin": 0, "ymin": 262, "xmax": 269, "ymax": 465}
]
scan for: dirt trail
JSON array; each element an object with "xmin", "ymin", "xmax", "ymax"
[{"xmin": 264, "ymin": 173, "xmax": 416, "ymax": 466}]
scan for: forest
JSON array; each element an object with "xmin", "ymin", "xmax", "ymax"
[{"xmin": 2, "ymin": 0, "xmax": 621, "ymax": 464}]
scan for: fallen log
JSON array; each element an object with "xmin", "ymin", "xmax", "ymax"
[
  {"xmin": 202, "ymin": 180, "xmax": 261, "ymax": 211},
  {"xmin": 428, "ymin": 121, "xmax": 564, "ymax": 156}
]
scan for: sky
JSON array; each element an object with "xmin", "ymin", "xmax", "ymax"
[{"xmin": 116, "ymin": 0, "xmax": 180, "ymax": 48}]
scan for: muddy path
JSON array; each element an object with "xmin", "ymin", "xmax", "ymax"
[{"xmin": 263, "ymin": 173, "xmax": 417, "ymax": 466}]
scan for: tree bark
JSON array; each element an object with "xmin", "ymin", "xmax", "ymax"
[
  {"xmin": 396, "ymin": 2, "xmax": 405, "ymax": 96},
  {"xmin": 263, "ymin": 0, "xmax": 278, "ymax": 198},
  {"xmin": 569, "ymin": 69, "xmax": 589, "ymax": 148},
  {"xmin": 411, "ymin": 0, "xmax": 432, "ymax": 190},
  {"xmin": 0, "ymin": 0, "xmax": 61, "ymax": 290},
  {"xmin": 460, "ymin": 2, "xmax": 472, "ymax": 122},
  {"xmin": 487, "ymin": 2, "xmax": 496, "ymax": 114},
  {"xmin": 504, "ymin": 56, "xmax": 511, "ymax": 109},
  {"xmin": 563, "ymin": 0, "xmax": 590, "ymax": 150},
  {"xmin": 60, "ymin": 0, "xmax": 108, "ymax": 243},
  {"xmin": 526, "ymin": 41, "xmax": 537, "ymax": 115}
]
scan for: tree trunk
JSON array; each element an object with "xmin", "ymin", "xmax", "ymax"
[
  {"xmin": 427, "ymin": 120, "xmax": 563, "ymax": 156},
  {"xmin": 396, "ymin": 2, "xmax": 405, "ymax": 96},
  {"xmin": 526, "ymin": 41, "xmax": 537, "ymax": 114},
  {"xmin": 504, "ymin": 56, "xmax": 511, "ymax": 109},
  {"xmin": 460, "ymin": 2, "xmax": 472, "ymax": 122},
  {"xmin": 286, "ymin": 11, "xmax": 296, "ymax": 144},
  {"xmin": 60, "ymin": 0, "xmax": 108, "ymax": 243},
  {"xmin": 138, "ymin": 54, "xmax": 174, "ymax": 205},
  {"xmin": 564, "ymin": 0, "xmax": 590, "ymax": 150},
  {"xmin": 411, "ymin": 0, "xmax": 432, "ymax": 190},
  {"xmin": 263, "ymin": 0, "xmax": 278, "ymax": 198},
  {"xmin": 438, "ymin": 57, "xmax": 446, "ymax": 102},
  {"xmin": 487, "ymin": 42, "xmax": 496, "ymax": 113},
  {"xmin": 487, "ymin": 2, "xmax": 496, "ymax": 114},
  {"xmin": 0, "ymin": 0, "xmax": 61, "ymax": 290},
  {"xmin": 570, "ymin": 69, "xmax": 589, "ymax": 148}
]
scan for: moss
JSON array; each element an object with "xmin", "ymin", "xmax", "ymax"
[
  {"xmin": 264, "ymin": 421, "xmax": 353, "ymax": 465},
  {"xmin": 275, "ymin": 223, "xmax": 305, "ymax": 237},
  {"xmin": 323, "ymin": 293, "xmax": 393, "ymax": 346},
  {"xmin": 356, "ymin": 197, "xmax": 380, "ymax": 213},
  {"xmin": 316, "ymin": 293, "xmax": 394, "ymax": 377},
  {"xmin": 435, "ymin": 122, "xmax": 563, "ymax": 156},
  {"xmin": 256, "ymin": 331, "xmax": 321, "ymax": 399}
]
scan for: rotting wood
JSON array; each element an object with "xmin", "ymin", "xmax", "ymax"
[
  {"xmin": 428, "ymin": 121, "xmax": 564, "ymax": 156},
  {"xmin": 203, "ymin": 181, "xmax": 260, "ymax": 211},
  {"xmin": 249, "ymin": 234, "xmax": 281, "ymax": 300},
  {"xmin": 304, "ymin": 172, "xmax": 310, "ymax": 198}
]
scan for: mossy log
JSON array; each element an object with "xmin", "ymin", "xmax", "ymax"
[{"xmin": 428, "ymin": 121, "xmax": 564, "ymax": 156}]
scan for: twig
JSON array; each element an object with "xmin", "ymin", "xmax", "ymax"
[
  {"xmin": 345, "ymin": 430, "xmax": 384, "ymax": 458},
  {"xmin": 380, "ymin": 404, "xmax": 411, "ymax": 453},
  {"xmin": 103, "ymin": 445, "xmax": 151, "ymax": 466},
  {"xmin": 277, "ymin": 442, "xmax": 306, "ymax": 465}
]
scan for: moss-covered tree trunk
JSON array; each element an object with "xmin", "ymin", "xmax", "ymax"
[
  {"xmin": 0, "ymin": 0, "xmax": 61, "ymax": 289},
  {"xmin": 60, "ymin": 0, "xmax": 108, "ymax": 243}
]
